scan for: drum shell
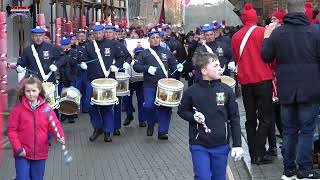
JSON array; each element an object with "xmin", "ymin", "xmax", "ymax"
[
  {"xmin": 128, "ymin": 64, "xmax": 143, "ymax": 82},
  {"xmin": 91, "ymin": 78, "xmax": 118, "ymax": 105},
  {"xmin": 115, "ymin": 72, "xmax": 130, "ymax": 96},
  {"xmin": 42, "ymin": 82, "xmax": 59, "ymax": 109},
  {"xmin": 220, "ymin": 75, "xmax": 236, "ymax": 93},
  {"xmin": 155, "ymin": 78, "xmax": 184, "ymax": 107},
  {"xmin": 58, "ymin": 86, "xmax": 81, "ymax": 115}
]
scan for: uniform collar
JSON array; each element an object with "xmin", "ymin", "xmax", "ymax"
[
  {"xmin": 199, "ymin": 79, "xmax": 220, "ymax": 87},
  {"xmin": 150, "ymin": 45, "xmax": 160, "ymax": 51}
]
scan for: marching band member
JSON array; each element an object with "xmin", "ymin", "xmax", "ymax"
[
  {"xmin": 133, "ymin": 29, "xmax": 184, "ymax": 140},
  {"xmin": 80, "ymin": 23, "xmax": 127, "ymax": 142},
  {"xmin": 122, "ymin": 46, "xmax": 147, "ymax": 127},
  {"xmin": 67, "ymin": 32, "xmax": 78, "ymax": 49},
  {"xmin": 105, "ymin": 23, "xmax": 132, "ymax": 136},
  {"xmin": 195, "ymin": 23, "xmax": 234, "ymax": 76},
  {"xmin": 58, "ymin": 37, "xmax": 79, "ymax": 123}
]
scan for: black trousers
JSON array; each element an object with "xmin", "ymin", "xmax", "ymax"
[
  {"xmin": 267, "ymin": 101, "xmax": 282, "ymax": 150},
  {"xmin": 242, "ymin": 80, "xmax": 274, "ymax": 158}
]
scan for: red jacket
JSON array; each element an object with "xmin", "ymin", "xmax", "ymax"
[
  {"xmin": 231, "ymin": 23, "xmax": 273, "ymax": 84},
  {"xmin": 7, "ymin": 96, "xmax": 64, "ymax": 160}
]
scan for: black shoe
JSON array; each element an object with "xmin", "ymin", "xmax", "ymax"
[
  {"xmin": 89, "ymin": 129, "xmax": 103, "ymax": 142},
  {"xmin": 297, "ymin": 170, "xmax": 320, "ymax": 180},
  {"xmin": 254, "ymin": 154, "xmax": 273, "ymax": 165},
  {"xmin": 60, "ymin": 115, "xmax": 67, "ymax": 122},
  {"xmin": 113, "ymin": 129, "xmax": 121, "ymax": 136},
  {"xmin": 139, "ymin": 122, "xmax": 147, "ymax": 127},
  {"xmin": 267, "ymin": 148, "xmax": 277, "ymax": 156},
  {"xmin": 281, "ymin": 169, "xmax": 297, "ymax": 180},
  {"xmin": 123, "ymin": 114, "xmax": 134, "ymax": 126},
  {"xmin": 147, "ymin": 127, "xmax": 154, "ymax": 136},
  {"xmin": 250, "ymin": 157, "xmax": 257, "ymax": 164},
  {"xmin": 158, "ymin": 133, "xmax": 168, "ymax": 140},
  {"xmin": 68, "ymin": 118, "xmax": 75, "ymax": 123},
  {"xmin": 104, "ymin": 132, "xmax": 112, "ymax": 142}
]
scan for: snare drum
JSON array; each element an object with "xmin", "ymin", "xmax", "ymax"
[
  {"xmin": 221, "ymin": 75, "xmax": 236, "ymax": 92},
  {"xmin": 115, "ymin": 72, "xmax": 130, "ymax": 96},
  {"xmin": 58, "ymin": 86, "xmax": 81, "ymax": 115},
  {"xmin": 128, "ymin": 64, "xmax": 143, "ymax": 82},
  {"xmin": 91, "ymin": 78, "xmax": 118, "ymax": 105},
  {"xmin": 42, "ymin": 82, "xmax": 59, "ymax": 109},
  {"xmin": 155, "ymin": 78, "xmax": 184, "ymax": 107}
]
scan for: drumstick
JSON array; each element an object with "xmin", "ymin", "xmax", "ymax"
[
  {"xmin": 192, "ymin": 107, "xmax": 212, "ymax": 134},
  {"xmin": 43, "ymin": 106, "xmax": 73, "ymax": 164},
  {"xmin": 170, "ymin": 60, "xmax": 187, "ymax": 76},
  {"xmin": 77, "ymin": 58, "xmax": 99, "ymax": 66}
]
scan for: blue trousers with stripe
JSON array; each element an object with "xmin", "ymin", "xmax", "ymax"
[
  {"xmin": 122, "ymin": 81, "xmax": 145, "ymax": 122},
  {"xmin": 143, "ymin": 88, "xmax": 172, "ymax": 134}
]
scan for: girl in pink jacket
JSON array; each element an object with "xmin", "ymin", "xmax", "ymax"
[{"xmin": 7, "ymin": 76, "xmax": 65, "ymax": 180}]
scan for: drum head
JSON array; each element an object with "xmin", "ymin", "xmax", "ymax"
[
  {"xmin": 42, "ymin": 82, "xmax": 55, "ymax": 91},
  {"xmin": 92, "ymin": 78, "xmax": 117, "ymax": 88},
  {"xmin": 221, "ymin": 76, "xmax": 236, "ymax": 87},
  {"xmin": 159, "ymin": 78, "xmax": 184, "ymax": 89},
  {"xmin": 59, "ymin": 100, "xmax": 78, "ymax": 115}
]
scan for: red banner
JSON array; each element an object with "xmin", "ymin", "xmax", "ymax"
[
  {"xmin": 159, "ymin": 0, "xmax": 165, "ymax": 24},
  {"xmin": 185, "ymin": 0, "xmax": 191, "ymax": 6},
  {"xmin": 0, "ymin": 95, "xmax": 3, "ymax": 163}
]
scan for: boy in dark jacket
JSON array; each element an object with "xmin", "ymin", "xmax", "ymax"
[{"xmin": 178, "ymin": 52, "xmax": 242, "ymax": 180}]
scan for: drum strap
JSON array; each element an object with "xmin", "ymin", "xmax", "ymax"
[
  {"xmin": 148, "ymin": 47, "xmax": 168, "ymax": 78},
  {"xmin": 239, "ymin": 25, "xmax": 257, "ymax": 60},
  {"xmin": 93, "ymin": 40, "xmax": 110, "ymax": 78},
  {"xmin": 31, "ymin": 44, "xmax": 52, "ymax": 82},
  {"xmin": 202, "ymin": 42, "xmax": 214, "ymax": 54}
]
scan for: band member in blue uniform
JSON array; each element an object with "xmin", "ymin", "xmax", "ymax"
[
  {"xmin": 105, "ymin": 23, "xmax": 132, "ymax": 136},
  {"xmin": 195, "ymin": 23, "xmax": 234, "ymax": 76},
  {"xmin": 58, "ymin": 37, "xmax": 79, "ymax": 123},
  {"xmin": 79, "ymin": 23, "xmax": 127, "ymax": 142},
  {"xmin": 76, "ymin": 29, "xmax": 90, "ymax": 113},
  {"xmin": 67, "ymin": 32, "xmax": 78, "ymax": 49},
  {"xmin": 133, "ymin": 29, "xmax": 184, "ymax": 140},
  {"xmin": 123, "ymin": 46, "xmax": 147, "ymax": 127}
]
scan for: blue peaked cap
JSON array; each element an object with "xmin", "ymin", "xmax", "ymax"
[
  {"xmin": 31, "ymin": 26, "xmax": 45, "ymax": 34},
  {"xmin": 201, "ymin": 23, "xmax": 214, "ymax": 32},
  {"xmin": 60, "ymin": 37, "xmax": 70, "ymax": 45},
  {"xmin": 91, "ymin": 24, "xmax": 104, "ymax": 32}
]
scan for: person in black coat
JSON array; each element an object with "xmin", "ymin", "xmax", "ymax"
[
  {"xmin": 178, "ymin": 52, "xmax": 242, "ymax": 180},
  {"xmin": 261, "ymin": 0, "xmax": 320, "ymax": 179}
]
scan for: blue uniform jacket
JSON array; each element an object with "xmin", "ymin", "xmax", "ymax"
[
  {"xmin": 133, "ymin": 46, "xmax": 178, "ymax": 88},
  {"xmin": 17, "ymin": 42, "xmax": 65, "ymax": 83},
  {"xmin": 178, "ymin": 79, "xmax": 241, "ymax": 148},
  {"xmin": 80, "ymin": 39, "xmax": 127, "ymax": 81}
]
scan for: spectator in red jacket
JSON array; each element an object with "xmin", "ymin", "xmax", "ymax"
[
  {"xmin": 7, "ymin": 76, "xmax": 65, "ymax": 180},
  {"xmin": 231, "ymin": 2, "xmax": 274, "ymax": 165}
]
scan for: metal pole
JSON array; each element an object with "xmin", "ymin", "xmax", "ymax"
[
  {"xmin": 125, "ymin": 0, "xmax": 129, "ymax": 28},
  {"xmin": 33, "ymin": 0, "xmax": 37, "ymax": 27},
  {"xmin": 50, "ymin": 0, "xmax": 54, "ymax": 43}
]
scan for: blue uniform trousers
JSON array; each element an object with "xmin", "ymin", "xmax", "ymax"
[
  {"xmin": 190, "ymin": 144, "xmax": 230, "ymax": 180},
  {"xmin": 86, "ymin": 81, "xmax": 114, "ymax": 133},
  {"xmin": 15, "ymin": 157, "xmax": 46, "ymax": 180},
  {"xmin": 143, "ymin": 88, "xmax": 172, "ymax": 134},
  {"xmin": 123, "ymin": 82, "xmax": 145, "ymax": 122},
  {"xmin": 78, "ymin": 70, "xmax": 90, "ymax": 112},
  {"xmin": 114, "ymin": 97, "xmax": 122, "ymax": 130}
]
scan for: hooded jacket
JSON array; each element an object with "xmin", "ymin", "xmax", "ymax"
[
  {"xmin": 7, "ymin": 96, "xmax": 64, "ymax": 160},
  {"xmin": 261, "ymin": 12, "xmax": 320, "ymax": 104}
]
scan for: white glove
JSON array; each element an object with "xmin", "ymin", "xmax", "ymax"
[
  {"xmin": 177, "ymin": 63, "xmax": 184, "ymax": 72},
  {"xmin": 49, "ymin": 64, "xmax": 57, "ymax": 72},
  {"xmin": 80, "ymin": 62, "xmax": 87, "ymax": 70},
  {"xmin": 130, "ymin": 60, "xmax": 135, "ymax": 65},
  {"xmin": 110, "ymin": 65, "xmax": 119, "ymax": 72},
  {"xmin": 123, "ymin": 62, "xmax": 131, "ymax": 70},
  {"xmin": 231, "ymin": 147, "xmax": 243, "ymax": 161},
  {"xmin": 193, "ymin": 111, "xmax": 205, "ymax": 124},
  {"xmin": 227, "ymin": 61, "xmax": 236, "ymax": 71},
  {"xmin": 16, "ymin": 65, "xmax": 26, "ymax": 73},
  {"xmin": 148, "ymin": 66, "xmax": 157, "ymax": 75}
]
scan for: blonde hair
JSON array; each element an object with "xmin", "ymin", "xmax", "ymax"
[{"xmin": 17, "ymin": 76, "xmax": 45, "ymax": 103}]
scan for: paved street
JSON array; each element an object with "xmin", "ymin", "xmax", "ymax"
[{"xmin": 0, "ymin": 76, "xmax": 288, "ymax": 180}]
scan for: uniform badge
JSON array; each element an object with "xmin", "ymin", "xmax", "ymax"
[
  {"xmin": 104, "ymin": 48, "xmax": 111, "ymax": 56},
  {"xmin": 216, "ymin": 92, "xmax": 225, "ymax": 106},
  {"xmin": 161, "ymin": 53, "xmax": 167, "ymax": 61},
  {"xmin": 216, "ymin": 47, "xmax": 224, "ymax": 57},
  {"xmin": 43, "ymin": 51, "xmax": 49, "ymax": 59}
]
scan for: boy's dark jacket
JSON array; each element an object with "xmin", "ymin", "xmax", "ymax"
[{"xmin": 178, "ymin": 79, "xmax": 241, "ymax": 148}]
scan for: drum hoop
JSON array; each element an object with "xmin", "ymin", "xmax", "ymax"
[
  {"xmin": 91, "ymin": 78, "xmax": 118, "ymax": 88},
  {"xmin": 91, "ymin": 97, "xmax": 119, "ymax": 106}
]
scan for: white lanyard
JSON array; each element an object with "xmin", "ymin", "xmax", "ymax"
[
  {"xmin": 203, "ymin": 42, "xmax": 214, "ymax": 54},
  {"xmin": 148, "ymin": 47, "xmax": 168, "ymax": 78},
  {"xmin": 93, "ymin": 40, "xmax": 110, "ymax": 78},
  {"xmin": 31, "ymin": 44, "xmax": 52, "ymax": 82}
]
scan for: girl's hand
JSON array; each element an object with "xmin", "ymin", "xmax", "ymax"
[
  {"xmin": 19, "ymin": 148, "xmax": 26, "ymax": 157},
  {"xmin": 57, "ymin": 137, "xmax": 65, "ymax": 145}
]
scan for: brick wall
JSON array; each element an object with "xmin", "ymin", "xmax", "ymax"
[{"xmin": 263, "ymin": 0, "xmax": 320, "ymax": 18}]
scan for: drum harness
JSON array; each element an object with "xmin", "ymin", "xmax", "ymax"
[{"xmin": 148, "ymin": 47, "xmax": 168, "ymax": 78}]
